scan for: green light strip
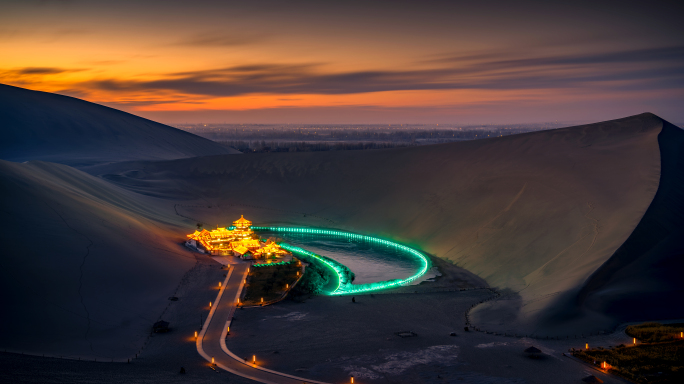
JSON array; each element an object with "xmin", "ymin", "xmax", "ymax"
[
  {"xmin": 252, "ymin": 260, "xmax": 294, "ymax": 268},
  {"xmin": 252, "ymin": 226, "xmax": 429, "ymax": 295},
  {"xmin": 277, "ymin": 243, "xmax": 342, "ymax": 294}
]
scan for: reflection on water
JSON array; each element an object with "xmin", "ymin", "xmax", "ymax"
[{"xmin": 263, "ymin": 232, "xmax": 424, "ymax": 285}]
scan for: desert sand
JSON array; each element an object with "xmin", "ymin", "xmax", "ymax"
[
  {"xmin": 88, "ymin": 112, "xmax": 683, "ymax": 337},
  {"xmin": 0, "ymin": 262, "xmax": 629, "ymax": 384},
  {"xmin": 1, "ymin": 85, "xmax": 683, "ymax": 382},
  {"xmin": 0, "ymin": 84, "xmax": 239, "ymax": 166},
  {"xmin": 0, "ymin": 160, "xmax": 197, "ymax": 358}
]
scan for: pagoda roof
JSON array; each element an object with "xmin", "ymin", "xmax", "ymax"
[
  {"xmin": 231, "ymin": 239, "xmax": 260, "ymax": 248},
  {"xmin": 233, "ymin": 245, "xmax": 250, "ymax": 255},
  {"xmin": 188, "ymin": 229, "xmax": 212, "ymax": 239},
  {"xmin": 233, "ymin": 215, "xmax": 252, "ymax": 227}
]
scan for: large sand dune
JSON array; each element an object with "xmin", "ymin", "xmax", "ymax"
[
  {"xmin": 0, "ymin": 84, "xmax": 239, "ymax": 166},
  {"xmin": 2, "ymin": 99, "xmax": 681, "ymax": 359},
  {"xmin": 0, "ymin": 160, "xmax": 196, "ymax": 358},
  {"xmin": 89, "ymin": 113, "xmax": 684, "ymax": 336}
]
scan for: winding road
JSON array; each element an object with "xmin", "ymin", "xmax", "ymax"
[{"xmin": 196, "ymin": 262, "xmax": 329, "ymax": 384}]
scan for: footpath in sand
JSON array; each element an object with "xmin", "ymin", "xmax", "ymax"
[{"xmin": 197, "ymin": 261, "xmax": 328, "ymax": 384}]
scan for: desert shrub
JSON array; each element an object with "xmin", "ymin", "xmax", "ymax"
[
  {"xmin": 242, "ymin": 261, "xmax": 300, "ymax": 304},
  {"xmin": 626, "ymin": 322, "xmax": 684, "ymax": 343},
  {"xmin": 290, "ymin": 261, "xmax": 330, "ymax": 296},
  {"xmin": 334, "ymin": 260, "xmax": 355, "ymax": 285},
  {"xmin": 574, "ymin": 339, "xmax": 684, "ymax": 383}
]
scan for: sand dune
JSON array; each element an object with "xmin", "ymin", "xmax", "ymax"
[
  {"xmin": 572, "ymin": 120, "xmax": 684, "ymax": 327},
  {"xmin": 89, "ymin": 113, "xmax": 683, "ymax": 336},
  {"xmin": 2, "ymin": 101, "xmax": 681, "ymax": 359},
  {"xmin": 0, "ymin": 160, "xmax": 196, "ymax": 358},
  {"xmin": 0, "ymin": 84, "xmax": 239, "ymax": 166}
]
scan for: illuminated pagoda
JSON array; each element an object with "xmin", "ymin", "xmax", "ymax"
[
  {"xmin": 185, "ymin": 215, "xmax": 290, "ymax": 260},
  {"xmin": 231, "ymin": 215, "xmax": 254, "ymax": 239},
  {"xmin": 252, "ymin": 239, "xmax": 290, "ymax": 259}
]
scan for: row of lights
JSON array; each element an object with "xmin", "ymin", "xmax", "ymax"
[
  {"xmin": 252, "ymin": 260, "xmax": 294, "ymax": 268},
  {"xmin": 583, "ymin": 333, "xmax": 684, "ymax": 372},
  {"xmin": 199, "ymin": 288, "xmax": 359, "ymax": 383},
  {"xmin": 197, "ymin": 279, "xmax": 228, "ymax": 345},
  {"xmin": 584, "ymin": 331, "xmax": 684, "ymax": 351},
  {"xmin": 279, "ymin": 243, "xmax": 343, "ymax": 293},
  {"xmin": 200, "ymin": 251, "xmax": 360, "ymax": 382},
  {"xmin": 255, "ymin": 226, "xmax": 429, "ymax": 295}
]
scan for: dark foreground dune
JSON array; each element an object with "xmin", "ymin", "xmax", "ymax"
[
  {"xmin": 0, "ymin": 160, "xmax": 196, "ymax": 358},
  {"xmin": 0, "ymin": 84, "xmax": 239, "ymax": 166}
]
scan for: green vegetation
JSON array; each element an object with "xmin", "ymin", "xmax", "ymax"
[
  {"xmin": 320, "ymin": 254, "xmax": 354, "ymax": 285},
  {"xmin": 242, "ymin": 260, "xmax": 301, "ymax": 305},
  {"xmin": 283, "ymin": 247, "xmax": 355, "ymax": 295},
  {"xmin": 283, "ymin": 246, "xmax": 354, "ymax": 286},
  {"xmin": 290, "ymin": 261, "xmax": 330, "ymax": 296},
  {"xmin": 626, "ymin": 322, "xmax": 684, "ymax": 343},
  {"xmin": 573, "ymin": 323, "xmax": 684, "ymax": 384}
]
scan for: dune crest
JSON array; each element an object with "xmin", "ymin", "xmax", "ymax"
[
  {"xmin": 92, "ymin": 113, "xmax": 681, "ymax": 335},
  {"xmin": 0, "ymin": 84, "xmax": 239, "ymax": 167}
]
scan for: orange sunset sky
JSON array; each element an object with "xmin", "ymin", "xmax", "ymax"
[{"xmin": 1, "ymin": 0, "xmax": 683, "ymax": 124}]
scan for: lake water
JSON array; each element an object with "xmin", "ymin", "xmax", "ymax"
[{"xmin": 262, "ymin": 232, "xmax": 436, "ymax": 285}]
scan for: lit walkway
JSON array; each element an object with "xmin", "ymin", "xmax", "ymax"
[{"xmin": 197, "ymin": 262, "xmax": 329, "ymax": 384}]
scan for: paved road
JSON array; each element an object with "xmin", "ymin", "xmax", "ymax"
[{"xmin": 197, "ymin": 262, "xmax": 329, "ymax": 384}]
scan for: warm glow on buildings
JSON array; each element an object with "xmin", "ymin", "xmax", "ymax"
[{"xmin": 186, "ymin": 216, "xmax": 290, "ymax": 260}]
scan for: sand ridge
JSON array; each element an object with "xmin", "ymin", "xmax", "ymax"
[
  {"xmin": 88, "ymin": 113, "xmax": 676, "ymax": 336},
  {"xmin": 0, "ymin": 84, "xmax": 239, "ymax": 166}
]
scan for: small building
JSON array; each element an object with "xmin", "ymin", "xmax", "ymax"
[
  {"xmin": 232, "ymin": 244, "xmax": 250, "ymax": 257},
  {"xmin": 186, "ymin": 216, "xmax": 291, "ymax": 260},
  {"xmin": 253, "ymin": 240, "xmax": 290, "ymax": 259}
]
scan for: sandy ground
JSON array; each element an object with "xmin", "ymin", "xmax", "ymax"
[
  {"xmin": 0, "ymin": 255, "xmax": 254, "ymax": 384},
  {"xmin": 0, "ymin": 160, "xmax": 202, "ymax": 359},
  {"xmin": 226, "ymin": 292, "xmax": 630, "ymax": 384},
  {"xmin": 0, "ymin": 254, "xmax": 627, "ymax": 384}
]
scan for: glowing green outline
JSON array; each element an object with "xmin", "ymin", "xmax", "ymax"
[
  {"xmin": 252, "ymin": 226, "xmax": 429, "ymax": 295},
  {"xmin": 252, "ymin": 260, "xmax": 294, "ymax": 268},
  {"xmin": 277, "ymin": 243, "xmax": 342, "ymax": 294}
]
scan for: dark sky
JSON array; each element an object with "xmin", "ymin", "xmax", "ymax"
[{"xmin": 1, "ymin": 0, "xmax": 683, "ymax": 124}]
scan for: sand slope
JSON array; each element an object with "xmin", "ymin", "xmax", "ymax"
[
  {"xmin": 571, "ymin": 120, "xmax": 684, "ymax": 327},
  {"xmin": 2, "ymin": 109, "xmax": 680, "ymax": 359},
  {"xmin": 0, "ymin": 160, "xmax": 196, "ymax": 359},
  {"xmin": 0, "ymin": 84, "xmax": 239, "ymax": 166},
  {"xmin": 89, "ymin": 113, "xmax": 682, "ymax": 335}
]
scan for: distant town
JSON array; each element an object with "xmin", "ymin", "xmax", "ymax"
[{"xmin": 173, "ymin": 123, "xmax": 570, "ymax": 153}]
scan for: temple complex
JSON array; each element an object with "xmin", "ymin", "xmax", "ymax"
[{"xmin": 185, "ymin": 215, "xmax": 290, "ymax": 259}]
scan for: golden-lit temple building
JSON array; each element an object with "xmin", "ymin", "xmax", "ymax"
[{"xmin": 185, "ymin": 215, "xmax": 290, "ymax": 260}]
